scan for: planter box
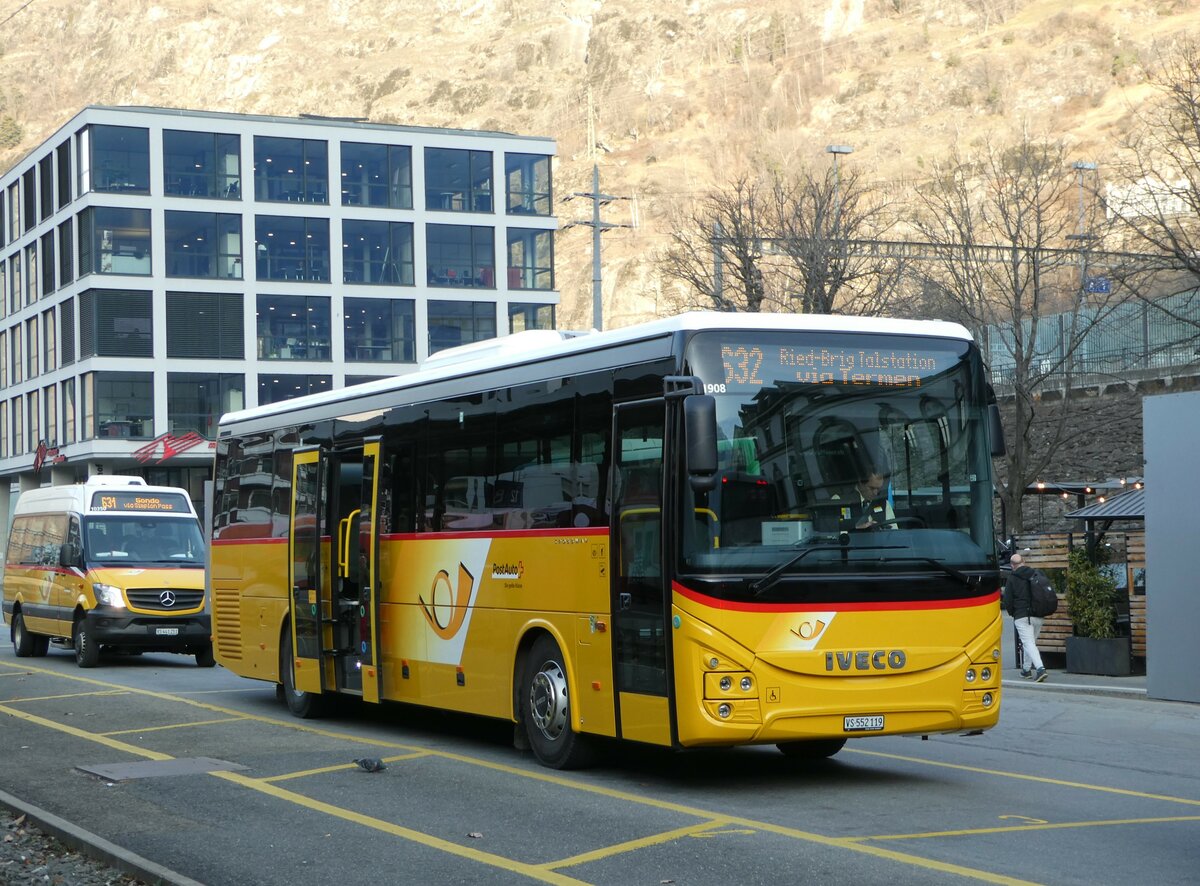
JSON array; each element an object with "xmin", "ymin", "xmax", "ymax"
[{"xmin": 1066, "ymin": 636, "xmax": 1132, "ymax": 676}]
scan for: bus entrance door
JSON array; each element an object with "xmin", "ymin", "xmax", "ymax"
[
  {"xmin": 289, "ymin": 448, "xmax": 326, "ymax": 695},
  {"xmin": 611, "ymin": 400, "xmax": 672, "ymax": 747}
]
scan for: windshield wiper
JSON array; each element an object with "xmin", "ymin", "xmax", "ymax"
[
  {"xmin": 749, "ymin": 537, "xmax": 905, "ymax": 597},
  {"xmin": 888, "ymin": 556, "xmax": 981, "ymax": 588}
]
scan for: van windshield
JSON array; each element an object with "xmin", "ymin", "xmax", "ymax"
[{"xmin": 83, "ymin": 516, "xmax": 205, "ymax": 565}]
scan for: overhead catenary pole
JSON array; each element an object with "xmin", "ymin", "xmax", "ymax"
[{"xmin": 563, "ymin": 163, "xmax": 633, "ymax": 331}]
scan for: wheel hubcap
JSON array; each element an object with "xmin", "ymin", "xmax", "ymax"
[{"xmin": 529, "ymin": 659, "xmax": 569, "ymax": 741}]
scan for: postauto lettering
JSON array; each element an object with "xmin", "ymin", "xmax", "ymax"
[{"xmin": 825, "ymin": 650, "xmax": 907, "ymax": 671}]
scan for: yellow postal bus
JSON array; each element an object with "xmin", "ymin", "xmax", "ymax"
[
  {"xmin": 210, "ymin": 312, "xmax": 1006, "ymax": 768},
  {"xmin": 3, "ymin": 476, "xmax": 211, "ymax": 667}
]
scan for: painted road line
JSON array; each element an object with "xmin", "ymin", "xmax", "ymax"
[
  {"xmin": 0, "ymin": 689, "xmax": 130, "ymax": 703},
  {"xmin": 261, "ymin": 752, "xmax": 431, "ymax": 783},
  {"xmin": 858, "ymin": 815, "xmax": 1200, "ymax": 841},
  {"xmin": 102, "ymin": 716, "xmax": 249, "ymax": 736},
  {"xmin": 538, "ymin": 819, "xmax": 733, "ymax": 871}
]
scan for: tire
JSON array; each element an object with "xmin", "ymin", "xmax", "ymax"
[
  {"xmin": 280, "ymin": 627, "xmax": 330, "ymax": 718},
  {"xmin": 776, "ymin": 738, "xmax": 846, "ymax": 760},
  {"xmin": 73, "ymin": 618, "xmax": 100, "ymax": 668},
  {"xmin": 521, "ymin": 634, "xmax": 594, "ymax": 770},
  {"xmin": 12, "ymin": 612, "xmax": 48, "ymax": 657},
  {"xmin": 195, "ymin": 644, "xmax": 216, "ymax": 668}
]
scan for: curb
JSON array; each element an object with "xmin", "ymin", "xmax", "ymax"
[
  {"xmin": 1002, "ymin": 678, "xmax": 1148, "ymax": 700},
  {"xmin": 0, "ymin": 787, "xmax": 204, "ymax": 886}
]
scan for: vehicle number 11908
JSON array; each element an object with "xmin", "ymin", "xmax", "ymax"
[{"xmin": 844, "ymin": 715, "xmax": 885, "ymax": 732}]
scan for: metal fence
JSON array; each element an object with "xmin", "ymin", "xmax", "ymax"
[{"xmin": 985, "ymin": 289, "xmax": 1200, "ymax": 387}]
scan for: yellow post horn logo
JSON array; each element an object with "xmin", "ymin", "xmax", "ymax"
[{"xmin": 420, "ymin": 563, "xmax": 475, "ymax": 640}]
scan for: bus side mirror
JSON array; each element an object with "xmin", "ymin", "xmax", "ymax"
[
  {"xmin": 988, "ymin": 403, "xmax": 1006, "ymax": 457},
  {"xmin": 684, "ymin": 394, "xmax": 718, "ymax": 492},
  {"xmin": 59, "ymin": 542, "xmax": 82, "ymax": 568}
]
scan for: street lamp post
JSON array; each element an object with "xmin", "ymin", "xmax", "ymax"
[
  {"xmin": 826, "ymin": 144, "xmax": 854, "ymax": 238},
  {"xmin": 1067, "ymin": 161, "xmax": 1098, "ymax": 311}
]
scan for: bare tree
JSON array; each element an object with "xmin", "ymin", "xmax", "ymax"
[
  {"xmin": 660, "ymin": 164, "xmax": 911, "ymax": 316},
  {"xmin": 912, "ymin": 135, "xmax": 1121, "ymax": 532},
  {"xmin": 659, "ymin": 175, "xmax": 769, "ymax": 313}
]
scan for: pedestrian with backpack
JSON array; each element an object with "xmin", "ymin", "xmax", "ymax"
[{"xmin": 1003, "ymin": 552, "xmax": 1051, "ymax": 682}]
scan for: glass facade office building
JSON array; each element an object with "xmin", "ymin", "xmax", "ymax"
[{"xmin": 0, "ymin": 106, "xmax": 557, "ymax": 508}]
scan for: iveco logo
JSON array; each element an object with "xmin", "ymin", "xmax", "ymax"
[
  {"xmin": 159, "ymin": 590, "xmax": 177, "ymax": 608},
  {"xmin": 825, "ymin": 650, "xmax": 907, "ymax": 671}
]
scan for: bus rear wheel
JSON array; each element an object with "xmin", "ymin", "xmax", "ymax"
[
  {"xmin": 776, "ymin": 738, "xmax": 846, "ymax": 759},
  {"xmin": 195, "ymin": 645, "xmax": 216, "ymax": 668},
  {"xmin": 280, "ymin": 628, "xmax": 330, "ymax": 718},
  {"xmin": 521, "ymin": 634, "xmax": 594, "ymax": 770},
  {"xmin": 73, "ymin": 618, "xmax": 100, "ymax": 668},
  {"xmin": 12, "ymin": 612, "xmax": 49, "ymax": 657}
]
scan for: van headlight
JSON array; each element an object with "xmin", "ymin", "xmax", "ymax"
[{"xmin": 93, "ymin": 583, "xmax": 126, "ymax": 608}]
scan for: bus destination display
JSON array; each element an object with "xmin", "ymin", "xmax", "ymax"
[
  {"xmin": 719, "ymin": 343, "xmax": 943, "ymax": 390},
  {"xmin": 91, "ymin": 491, "xmax": 190, "ymax": 513}
]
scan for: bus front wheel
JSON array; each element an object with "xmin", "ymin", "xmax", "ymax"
[
  {"xmin": 12, "ymin": 612, "xmax": 49, "ymax": 658},
  {"xmin": 280, "ymin": 628, "xmax": 330, "ymax": 718},
  {"xmin": 521, "ymin": 634, "xmax": 594, "ymax": 770},
  {"xmin": 776, "ymin": 738, "xmax": 846, "ymax": 759},
  {"xmin": 73, "ymin": 618, "xmax": 100, "ymax": 668}
]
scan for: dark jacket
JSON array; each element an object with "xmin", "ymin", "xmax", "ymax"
[{"xmin": 1003, "ymin": 565, "xmax": 1036, "ymax": 619}]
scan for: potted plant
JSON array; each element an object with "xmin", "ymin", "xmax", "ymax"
[{"xmin": 1064, "ymin": 548, "xmax": 1132, "ymax": 676}]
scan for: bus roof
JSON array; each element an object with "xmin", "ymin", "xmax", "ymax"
[{"xmin": 221, "ymin": 311, "xmax": 974, "ymax": 432}]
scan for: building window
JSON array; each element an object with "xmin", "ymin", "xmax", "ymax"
[
  {"xmin": 167, "ymin": 291, "xmax": 245, "ymax": 359},
  {"xmin": 38, "ymin": 155, "xmax": 54, "ymax": 222},
  {"xmin": 428, "ymin": 300, "xmax": 496, "ymax": 355},
  {"xmin": 424, "ymin": 148, "xmax": 492, "ymax": 213},
  {"xmin": 43, "ymin": 384, "xmax": 57, "ymax": 447},
  {"xmin": 0, "ymin": 397, "xmax": 7, "ymax": 458},
  {"xmin": 254, "ymin": 215, "xmax": 330, "ymax": 282},
  {"xmin": 10, "ymin": 325, "xmax": 21, "ymax": 385},
  {"xmin": 344, "ymin": 297, "xmax": 415, "ymax": 363},
  {"xmin": 78, "ymin": 289, "xmax": 153, "ymax": 358},
  {"xmin": 165, "ymin": 211, "xmax": 243, "ymax": 279},
  {"xmin": 24, "ymin": 243, "xmax": 38, "ymax": 306},
  {"xmin": 164, "ymin": 130, "xmax": 241, "ymax": 199},
  {"xmin": 341, "ymin": 142, "xmax": 412, "ymax": 208},
  {"xmin": 256, "ymin": 294, "xmax": 331, "ymax": 360},
  {"xmin": 62, "ymin": 378, "xmax": 75, "ymax": 444},
  {"xmin": 56, "ymin": 140, "xmax": 71, "ymax": 211},
  {"xmin": 11, "ymin": 396, "xmax": 23, "ymax": 455},
  {"xmin": 22, "ymin": 170, "xmax": 35, "ymax": 233},
  {"xmin": 507, "ymin": 228, "xmax": 554, "ymax": 291},
  {"xmin": 78, "ymin": 206, "xmax": 152, "ymax": 276},
  {"xmin": 86, "ymin": 125, "xmax": 151, "ymax": 194},
  {"xmin": 25, "ymin": 316, "xmax": 38, "ymax": 379},
  {"xmin": 60, "ymin": 298, "xmax": 74, "ymax": 366},
  {"xmin": 253, "ymin": 136, "xmax": 328, "ymax": 203},
  {"xmin": 509, "ymin": 303, "xmax": 555, "ymax": 333},
  {"xmin": 345, "ymin": 375, "xmax": 390, "ymax": 387},
  {"xmin": 505, "ymin": 153, "xmax": 552, "ymax": 216},
  {"xmin": 342, "ymin": 220, "xmax": 414, "ymax": 285},
  {"xmin": 82, "ymin": 371, "xmax": 153, "ymax": 439},
  {"xmin": 425, "ymin": 224, "xmax": 495, "ymax": 288},
  {"xmin": 39, "ymin": 231, "xmax": 55, "ymax": 296},
  {"xmin": 26, "ymin": 390, "xmax": 39, "ymax": 452},
  {"xmin": 168, "ymin": 373, "xmax": 244, "ymax": 436},
  {"xmin": 57, "ymin": 219, "xmax": 73, "ymax": 286},
  {"xmin": 6, "ymin": 256, "xmax": 16, "ymax": 315},
  {"xmin": 258, "ymin": 374, "xmax": 331, "ymax": 406},
  {"xmin": 8, "ymin": 183, "xmax": 19, "ymax": 241},
  {"xmin": 42, "ymin": 308, "xmax": 55, "ymax": 374},
  {"xmin": 0, "ymin": 330, "xmax": 6, "ymax": 389},
  {"xmin": 0, "ymin": 263, "xmax": 5, "ymax": 322}
]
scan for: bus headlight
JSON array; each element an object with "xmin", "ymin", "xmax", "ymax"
[
  {"xmin": 93, "ymin": 583, "xmax": 126, "ymax": 608},
  {"xmin": 717, "ymin": 703, "xmax": 732, "ymax": 719},
  {"xmin": 965, "ymin": 668, "xmax": 976, "ymax": 683},
  {"xmin": 981, "ymin": 667, "xmax": 993, "ymax": 681},
  {"xmin": 719, "ymin": 676, "xmax": 732, "ymax": 691},
  {"xmin": 982, "ymin": 692, "xmax": 994, "ymax": 707},
  {"xmin": 740, "ymin": 676, "xmax": 753, "ymax": 691}
]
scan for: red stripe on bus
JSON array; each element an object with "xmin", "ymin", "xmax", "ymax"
[
  {"xmin": 380, "ymin": 527, "xmax": 610, "ymax": 541},
  {"xmin": 211, "ymin": 536, "xmax": 289, "ymax": 546},
  {"xmin": 673, "ymin": 581, "xmax": 1000, "ymax": 612}
]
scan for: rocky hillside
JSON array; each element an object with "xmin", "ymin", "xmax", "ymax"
[{"xmin": 0, "ymin": 0, "xmax": 1195, "ymax": 328}]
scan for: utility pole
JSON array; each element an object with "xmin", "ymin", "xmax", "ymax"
[{"xmin": 563, "ymin": 164, "xmax": 633, "ymax": 331}]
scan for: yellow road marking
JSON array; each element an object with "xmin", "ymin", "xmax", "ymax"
[
  {"xmin": 0, "ymin": 701, "xmax": 172, "ymax": 761},
  {"xmin": 857, "ymin": 815, "xmax": 1200, "ymax": 842},
  {"xmin": 539, "ymin": 820, "xmax": 731, "ymax": 871},
  {"xmin": 0, "ymin": 660, "xmax": 1182, "ymax": 886},
  {"xmin": 102, "ymin": 716, "xmax": 248, "ymax": 736},
  {"xmin": 846, "ymin": 747, "xmax": 1200, "ymax": 808},
  {"xmin": 211, "ymin": 770, "xmax": 587, "ymax": 885},
  {"xmin": 261, "ymin": 751, "xmax": 431, "ymax": 783},
  {"xmin": 2, "ymin": 690, "xmax": 130, "ymax": 703}
]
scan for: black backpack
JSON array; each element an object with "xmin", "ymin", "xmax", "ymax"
[{"xmin": 1028, "ymin": 569, "xmax": 1059, "ymax": 617}]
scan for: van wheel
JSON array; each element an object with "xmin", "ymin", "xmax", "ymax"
[
  {"xmin": 12, "ymin": 612, "xmax": 49, "ymax": 657},
  {"xmin": 280, "ymin": 628, "xmax": 329, "ymax": 718},
  {"xmin": 776, "ymin": 738, "xmax": 846, "ymax": 759},
  {"xmin": 521, "ymin": 634, "xmax": 594, "ymax": 770},
  {"xmin": 73, "ymin": 619, "xmax": 100, "ymax": 668},
  {"xmin": 195, "ymin": 645, "xmax": 216, "ymax": 668}
]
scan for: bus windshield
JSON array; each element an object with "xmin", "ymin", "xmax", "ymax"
[
  {"xmin": 83, "ymin": 515, "xmax": 205, "ymax": 566},
  {"xmin": 680, "ymin": 330, "xmax": 996, "ymax": 598}
]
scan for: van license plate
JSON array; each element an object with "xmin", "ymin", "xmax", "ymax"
[
  {"xmin": 844, "ymin": 715, "xmax": 884, "ymax": 732},
  {"xmin": 155, "ymin": 627, "xmax": 180, "ymax": 636}
]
